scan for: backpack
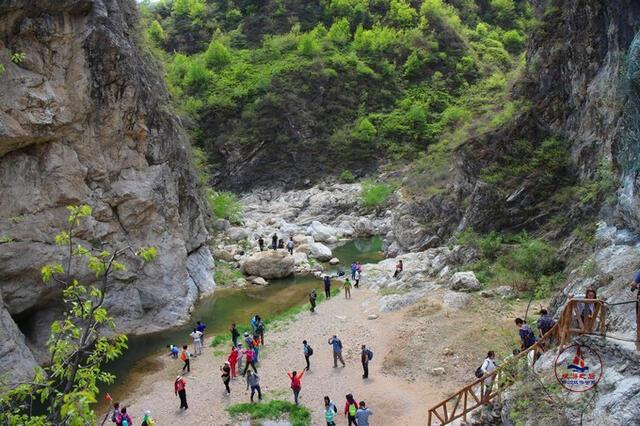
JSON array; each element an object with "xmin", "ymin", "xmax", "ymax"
[
  {"xmin": 180, "ymin": 351, "xmax": 188, "ymax": 361},
  {"xmin": 522, "ymin": 327, "xmax": 536, "ymax": 348},
  {"xmin": 366, "ymin": 349, "xmax": 373, "ymax": 361},
  {"xmin": 337, "ymin": 339, "xmax": 342, "ymax": 350},
  {"xmin": 121, "ymin": 418, "xmax": 129, "ymax": 426},
  {"xmin": 474, "ymin": 366, "xmax": 484, "ymax": 378},
  {"xmin": 349, "ymin": 403, "xmax": 357, "ymax": 416},
  {"xmin": 307, "ymin": 345, "xmax": 314, "ymax": 356}
]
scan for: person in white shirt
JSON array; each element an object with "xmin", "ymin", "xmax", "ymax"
[
  {"xmin": 190, "ymin": 328, "xmax": 203, "ymax": 356},
  {"xmin": 481, "ymin": 350, "xmax": 498, "ymax": 397}
]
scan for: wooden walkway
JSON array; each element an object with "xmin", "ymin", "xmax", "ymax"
[{"xmin": 427, "ymin": 299, "xmax": 607, "ymax": 425}]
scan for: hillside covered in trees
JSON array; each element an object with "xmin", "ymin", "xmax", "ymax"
[{"xmin": 140, "ymin": 0, "xmax": 533, "ymax": 189}]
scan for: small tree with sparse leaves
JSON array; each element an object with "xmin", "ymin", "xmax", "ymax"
[{"xmin": 0, "ymin": 205, "xmax": 156, "ymax": 425}]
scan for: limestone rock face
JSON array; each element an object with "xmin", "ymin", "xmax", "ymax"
[
  {"xmin": 240, "ymin": 250, "xmax": 295, "ymax": 279},
  {"xmin": 0, "ymin": 292, "xmax": 39, "ymax": 384},
  {"xmin": 0, "ymin": 0, "xmax": 214, "ymax": 369}
]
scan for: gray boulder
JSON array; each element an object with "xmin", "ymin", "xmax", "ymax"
[
  {"xmin": 449, "ymin": 271, "xmax": 481, "ymax": 292},
  {"xmin": 442, "ymin": 291, "xmax": 471, "ymax": 309},
  {"xmin": 240, "ymin": 250, "xmax": 295, "ymax": 279},
  {"xmin": 309, "ymin": 242, "xmax": 333, "ymax": 261},
  {"xmin": 306, "ymin": 221, "xmax": 337, "ymax": 242}
]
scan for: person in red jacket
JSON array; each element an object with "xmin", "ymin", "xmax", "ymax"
[
  {"xmin": 228, "ymin": 346, "xmax": 239, "ymax": 378},
  {"xmin": 287, "ymin": 370, "xmax": 305, "ymax": 405},
  {"xmin": 344, "ymin": 393, "xmax": 358, "ymax": 426},
  {"xmin": 174, "ymin": 376, "xmax": 188, "ymax": 410}
]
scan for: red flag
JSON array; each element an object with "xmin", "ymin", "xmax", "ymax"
[{"xmin": 104, "ymin": 393, "xmax": 112, "ymax": 401}]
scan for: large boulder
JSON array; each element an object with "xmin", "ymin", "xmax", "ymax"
[
  {"xmin": 309, "ymin": 242, "xmax": 333, "ymax": 261},
  {"xmin": 306, "ymin": 221, "xmax": 338, "ymax": 242},
  {"xmin": 240, "ymin": 250, "xmax": 295, "ymax": 279},
  {"xmin": 442, "ymin": 291, "xmax": 471, "ymax": 310},
  {"xmin": 449, "ymin": 271, "xmax": 481, "ymax": 292}
]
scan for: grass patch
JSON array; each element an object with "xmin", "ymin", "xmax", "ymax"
[
  {"xmin": 206, "ymin": 189, "xmax": 242, "ymax": 223},
  {"xmin": 214, "ymin": 260, "xmax": 243, "ymax": 286},
  {"xmin": 227, "ymin": 400, "xmax": 311, "ymax": 426},
  {"xmin": 360, "ymin": 180, "xmax": 395, "ymax": 209}
]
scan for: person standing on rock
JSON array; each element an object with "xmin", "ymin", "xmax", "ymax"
[
  {"xmin": 190, "ymin": 328, "xmax": 203, "ymax": 356},
  {"xmin": 323, "ymin": 274, "xmax": 332, "ymax": 298},
  {"xmin": 246, "ymin": 371, "xmax": 262, "ymax": 402},
  {"xmin": 393, "ymin": 259, "xmax": 403, "ymax": 278},
  {"xmin": 324, "ymin": 396, "xmax": 338, "ymax": 426},
  {"xmin": 328, "ymin": 335, "xmax": 346, "ymax": 368},
  {"xmin": 230, "ymin": 323, "xmax": 240, "ymax": 347},
  {"xmin": 258, "ymin": 236, "xmax": 264, "ymax": 251},
  {"xmin": 356, "ymin": 401, "xmax": 373, "ymax": 426},
  {"xmin": 361, "ymin": 344, "xmax": 372, "ymax": 379},
  {"xmin": 287, "ymin": 370, "xmax": 305, "ymax": 405},
  {"xmin": 221, "ymin": 361, "xmax": 231, "ymax": 395},
  {"xmin": 242, "ymin": 346, "xmax": 258, "ymax": 376},
  {"xmin": 309, "ymin": 289, "xmax": 318, "ymax": 313},
  {"xmin": 354, "ymin": 269, "xmax": 361, "ymax": 288},
  {"xmin": 180, "ymin": 345, "xmax": 191, "ymax": 373},
  {"xmin": 174, "ymin": 376, "xmax": 188, "ymax": 410},
  {"xmin": 228, "ymin": 345, "xmax": 239, "ymax": 378},
  {"xmin": 287, "ymin": 237, "xmax": 295, "ymax": 255},
  {"xmin": 271, "ymin": 233, "xmax": 278, "ymax": 250},
  {"xmin": 344, "ymin": 394, "xmax": 358, "ymax": 426},
  {"xmin": 350, "ymin": 262, "xmax": 357, "ymax": 280},
  {"xmin": 303, "ymin": 340, "xmax": 313, "ymax": 370},
  {"xmin": 343, "ymin": 278, "xmax": 352, "ymax": 299}
]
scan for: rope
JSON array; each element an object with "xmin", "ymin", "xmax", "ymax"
[{"xmin": 604, "ymin": 300, "xmax": 637, "ymax": 307}]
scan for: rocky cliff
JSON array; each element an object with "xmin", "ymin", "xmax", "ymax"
[{"xmin": 0, "ymin": 0, "xmax": 215, "ymax": 375}]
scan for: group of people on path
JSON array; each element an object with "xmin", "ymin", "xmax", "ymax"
[{"xmin": 324, "ymin": 394, "xmax": 373, "ymax": 426}]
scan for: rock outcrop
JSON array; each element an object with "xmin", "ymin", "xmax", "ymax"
[
  {"xmin": 240, "ymin": 250, "xmax": 295, "ymax": 279},
  {"xmin": 0, "ymin": 0, "xmax": 214, "ymax": 367}
]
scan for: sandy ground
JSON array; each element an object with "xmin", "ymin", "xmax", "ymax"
[{"xmin": 119, "ymin": 286, "xmax": 527, "ymax": 425}]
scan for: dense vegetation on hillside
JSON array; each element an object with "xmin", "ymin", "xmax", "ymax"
[{"xmin": 140, "ymin": 0, "xmax": 534, "ymax": 189}]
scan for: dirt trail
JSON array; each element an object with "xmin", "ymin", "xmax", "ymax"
[{"xmin": 121, "ymin": 285, "xmax": 526, "ymax": 425}]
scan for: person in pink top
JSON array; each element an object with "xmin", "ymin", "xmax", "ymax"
[
  {"xmin": 242, "ymin": 347, "xmax": 257, "ymax": 376},
  {"xmin": 287, "ymin": 369, "xmax": 305, "ymax": 405}
]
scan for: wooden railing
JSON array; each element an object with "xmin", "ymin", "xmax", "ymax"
[{"xmin": 427, "ymin": 299, "xmax": 606, "ymax": 425}]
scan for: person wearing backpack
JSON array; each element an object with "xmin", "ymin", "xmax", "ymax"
[
  {"xmin": 174, "ymin": 375, "xmax": 188, "ymax": 410},
  {"xmin": 287, "ymin": 370, "xmax": 305, "ymax": 405},
  {"xmin": 221, "ymin": 361, "xmax": 231, "ymax": 395},
  {"xmin": 515, "ymin": 318, "xmax": 536, "ymax": 350},
  {"xmin": 256, "ymin": 317, "xmax": 265, "ymax": 346},
  {"xmin": 328, "ymin": 335, "xmax": 345, "ymax": 368},
  {"xmin": 323, "ymin": 396, "xmax": 338, "ymax": 426},
  {"xmin": 361, "ymin": 344, "xmax": 373, "ymax": 379},
  {"xmin": 303, "ymin": 340, "xmax": 314, "ymax": 370},
  {"xmin": 537, "ymin": 309, "xmax": 556, "ymax": 337},
  {"xmin": 180, "ymin": 345, "xmax": 191, "ymax": 373},
  {"xmin": 356, "ymin": 401, "xmax": 373, "ymax": 426},
  {"xmin": 114, "ymin": 406, "xmax": 132, "ymax": 426},
  {"xmin": 110, "ymin": 401, "xmax": 121, "ymax": 423},
  {"xmin": 343, "ymin": 394, "xmax": 358, "ymax": 426}
]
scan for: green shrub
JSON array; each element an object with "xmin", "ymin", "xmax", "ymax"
[
  {"xmin": 147, "ymin": 20, "xmax": 166, "ymax": 45},
  {"xmin": 508, "ymin": 239, "xmax": 562, "ymax": 282},
  {"xmin": 204, "ymin": 40, "xmax": 231, "ymax": 69},
  {"xmin": 207, "ymin": 189, "xmax": 242, "ymax": 223},
  {"xmin": 340, "ymin": 170, "xmax": 356, "ymax": 183},
  {"xmin": 360, "ymin": 181, "xmax": 394, "ymax": 208},
  {"xmin": 352, "ymin": 117, "xmax": 376, "ymax": 142},
  {"xmin": 327, "ymin": 18, "xmax": 352, "ymax": 45},
  {"xmin": 387, "ymin": 0, "xmax": 418, "ymax": 27},
  {"xmin": 297, "ymin": 33, "xmax": 321, "ymax": 57},
  {"xmin": 227, "ymin": 400, "xmax": 311, "ymax": 426},
  {"xmin": 502, "ymin": 29, "xmax": 525, "ymax": 52},
  {"xmin": 214, "ymin": 260, "xmax": 243, "ymax": 286}
]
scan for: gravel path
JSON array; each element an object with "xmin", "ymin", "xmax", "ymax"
[{"xmin": 123, "ymin": 286, "xmax": 442, "ymax": 425}]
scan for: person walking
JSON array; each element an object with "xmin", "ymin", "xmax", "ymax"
[
  {"xmin": 114, "ymin": 406, "xmax": 132, "ymax": 426},
  {"xmin": 228, "ymin": 346, "xmax": 239, "ymax": 378},
  {"xmin": 287, "ymin": 238, "xmax": 294, "ymax": 255},
  {"xmin": 271, "ymin": 233, "xmax": 278, "ymax": 250},
  {"xmin": 354, "ymin": 270, "xmax": 361, "ymax": 288},
  {"xmin": 324, "ymin": 396, "xmax": 338, "ymax": 426},
  {"xmin": 328, "ymin": 335, "xmax": 345, "ymax": 368},
  {"xmin": 141, "ymin": 410, "xmax": 154, "ymax": 426},
  {"xmin": 355, "ymin": 401, "xmax": 373, "ymax": 426},
  {"xmin": 343, "ymin": 278, "xmax": 352, "ymax": 299},
  {"xmin": 180, "ymin": 345, "xmax": 191, "ymax": 373},
  {"xmin": 537, "ymin": 309, "xmax": 556, "ymax": 337},
  {"xmin": 288, "ymin": 370, "xmax": 305, "ymax": 405},
  {"xmin": 246, "ymin": 371, "xmax": 262, "ymax": 402},
  {"xmin": 242, "ymin": 346, "xmax": 258, "ymax": 376},
  {"xmin": 323, "ymin": 274, "xmax": 331, "ymax": 298},
  {"xmin": 256, "ymin": 316, "xmax": 265, "ymax": 346},
  {"xmin": 344, "ymin": 394, "xmax": 358, "ymax": 426},
  {"xmin": 361, "ymin": 344, "xmax": 373, "ymax": 379},
  {"xmin": 252, "ymin": 334, "xmax": 261, "ymax": 362},
  {"xmin": 190, "ymin": 328, "xmax": 203, "ymax": 356},
  {"xmin": 393, "ymin": 259, "xmax": 403, "ymax": 278},
  {"xmin": 309, "ymin": 289, "xmax": 317, "ymax": 313},
  {"xmin": 230, "ymin": 323, "xmax": 240, "ymax": 347},
  {"xmin": 350, "ymin": 262, "xmax": 357, "ymax": 280},
  {"xmin": 515, "ymin": 318, "xmax": 536, "ymax": 350},
  {"xmin": 258, "ymin": 236, "xmax": 264, "ymax": 251},
  {"xmin": 110, "ymin": 402, "xmax": 121, "ymax": 424},
  {"xmin": 303, "ymin": 340, "xmax": 314, "ymax": 370},
  {"xmin": 221, "ymin": 361, "xmax": 231, "ymax": 395},
  {"xmin": 174, "ymin": 376, "xmax": 188, "ymax": 410}
]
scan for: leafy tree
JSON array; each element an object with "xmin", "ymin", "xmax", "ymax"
[
  {"xmin": 207, "ymin": 189, "xmax": 243, "ymax": 223},
  {"xmin": 0, "ymin": 205, "xmax": 156, "ymax": 425},
  {"xmin": 147, "ymin": 20, "xmax": 166, "ymax": 45},
  {"xmin": 490, "ymin": 0, "xmax": 516, "ymax": 26},
  {"xmin": 327, "ymin": 18, "xmax": 352, "ymax": 45},
  {"xmin": 297, "ymin": 33, "xmax": 321, "ymax": 57},
  {"xmin": 502, "ymin": 29, "xmax": 525, "ymax": 52},
  {"xmin": 387, "ymin": 0, "xmax": 418, "ymax": 27},
  {"xmin": 352, "ymin": 117, "xmax": 376, "ymax": 142},
  {"xmin": 172, "ymin": 0, "xmax": 206, "ymax": 18},
  {"xmin": 204, "ymin": 39, "xmax": 231, "ymax": 69}
]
